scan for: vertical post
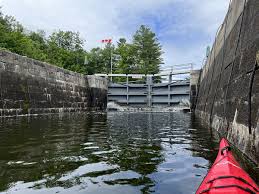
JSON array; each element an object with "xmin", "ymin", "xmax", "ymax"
[
  {"xmin": 146, "ymin": 76, "xmax": 152, "ymax": 107},
  {"xmin": 150, "ymin": 75, "xmax": 153, "ymax": 107},
  {"xmin": 110, "ymin": 50, "xmax": 113, "ymax": 82},
  {"xmin": 168, "ymin": 74, "xmax": 172, "ymax": 106},
  {"xmin": 126, "ymin": 75, "xmax": 129, "ymax": 105},
  {"xmin": 146, "ymin": 76, "xmax": 149, "ymax": 107}
]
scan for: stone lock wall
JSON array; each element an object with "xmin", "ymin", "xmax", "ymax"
[
  {"xmin": 0, "ymin": 50, "xmax": 107, "ymax": 117},
  {"xmin": 190, "ymin": 70, "xmax": 201, "ymax": 112},
  {"xmin": 195, "ymin": 0, "xmax": 259, "ymax": 164}
]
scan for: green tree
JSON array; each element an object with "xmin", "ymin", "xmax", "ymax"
[
  {"xmin": 48, "ymin": 30, "xmax": 84, "ymax": 51},
  {"xmin": 86, "ymin": 47, "xmax": 103, "ymax": 75},
  {"xmin": 46, "ymin": 30, "xmax": 87, "ymax": 73},
  {"xmin": 0, "ymin": 9, "xmax": 89, "ymax": 74},
  {"xmin": 132, "ymin": 25, "xmax": 163, "ymax": 74},
  {"xmin": 0, "ymin": 9, "xmax": 47, "ymax": 60},
  {"xmin": 115, "ymin": 38, "xmax": 135, "ymax": 74},
  {"xmin": 29, "ymin": 30, "xmax": 47, "ymax": 51}
]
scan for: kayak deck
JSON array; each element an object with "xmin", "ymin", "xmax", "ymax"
[{"xmin": 196, "ymin": 138, "xmax": 258, "ymax": 194}]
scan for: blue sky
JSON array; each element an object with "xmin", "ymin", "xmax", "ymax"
[{"xmin": 0, "ymin": 0, "xmax": 229, "ymax": 69}]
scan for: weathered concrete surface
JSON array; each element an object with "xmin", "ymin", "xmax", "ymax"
[
  {"xmin": 0, "ymin": 50, "xmax": 107, "ymax": 117},
  {"xmin": 190, "ymin": 70, "xmax": 201, "ymax": 112},
  {"xmin": 195, "ymin": 0, "xmax": 259, "ymax": 164}
]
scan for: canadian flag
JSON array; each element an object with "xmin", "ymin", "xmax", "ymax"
[{"xmin": 101, "ymin": 39, "xmax": 112, "ymax": 43}]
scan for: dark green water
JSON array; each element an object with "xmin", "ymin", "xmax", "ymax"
[{"xmin": 0, "ymin": 112, "xmax": 257, "ymax": 194}]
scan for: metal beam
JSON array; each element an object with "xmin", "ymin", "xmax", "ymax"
[{"xmin": 95, "ymin": 70, "xmax": 191, "ymax": 78}]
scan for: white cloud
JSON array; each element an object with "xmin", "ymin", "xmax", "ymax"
[
  {"xmin": 0, "ymin": 0, "xmax": 229, "ymax": 69},
  {"xmin": 159, "ymin": 0, "xmax": 229, "ymax": 67}
]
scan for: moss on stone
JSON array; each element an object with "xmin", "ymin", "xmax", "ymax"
[{"xmin": 23, "ymin": 99, "xmax": 30, "ymax": 113}]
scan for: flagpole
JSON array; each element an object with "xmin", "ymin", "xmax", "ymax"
[
  {"xmin": 101, "ymin": 38, "xmax": 113, "ymax": 82},
  {"xmin": 110, "ymin": 49, "xmax": 113, "ymax": 82}
]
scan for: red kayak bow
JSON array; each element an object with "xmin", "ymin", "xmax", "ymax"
[{"xmin": 196, "ymin": 138, "xmax": 259, "ymax": 194}]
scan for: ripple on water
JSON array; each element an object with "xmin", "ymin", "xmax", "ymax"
[
  {"xmin": 83, "ymin": 146, "xmax": 100, "ymax": 150},
  {"xmin": 58, "ymin": 162, "xmax": 120, "ymax": 182},
  {"xmin": 0, "ymin": 112, "xmax": 257, "ymax": 194}
]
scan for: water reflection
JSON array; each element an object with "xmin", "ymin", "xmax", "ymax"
[{"xmin": 0, "ymin": 112, "xmax": 257, "ymax": 194}]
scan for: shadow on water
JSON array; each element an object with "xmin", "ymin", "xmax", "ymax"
[{"xmin": 0, "ymin": 112, "xmax": 257, "ymax": 194}]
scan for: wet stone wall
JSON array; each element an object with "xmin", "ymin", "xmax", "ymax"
[
  {"xmin": 195, "ymin": 0, "xmax": 259, "ymax": 164},
  {"xmin": 0, "ymin": 50, "xmax": 107, "ymax": 117}
]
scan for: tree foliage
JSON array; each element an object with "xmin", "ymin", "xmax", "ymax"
[
  {"xmin": 132, "ymin": 25, "xmax": 163, "ymax": 74},
  {"xmin": 0, "ymin": 9, "xmax": 163, "ymax": 78}
]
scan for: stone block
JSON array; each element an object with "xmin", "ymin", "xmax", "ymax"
[{"xmin": 0, "ymin": 50, "xmax": 107, "ymax": 117}]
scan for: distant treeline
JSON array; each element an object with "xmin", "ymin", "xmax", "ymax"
[{"xmin": 0, "ymin": 9, "xmax": 163, "ymax": 76}]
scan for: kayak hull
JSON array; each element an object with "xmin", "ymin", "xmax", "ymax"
[{"xmin": 196, "ymin": 138, "xmax": 258, "ymax": 194}]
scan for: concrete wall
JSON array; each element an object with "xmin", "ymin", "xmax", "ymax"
[
  {"xmin": 0, "ymin": 50, "xmax": 107, "ymax": 117},
  {"xmin": 195, "ymin": 0, "xmax": 259, "ymax": 163},
  {"xmin": 190, "ymin": 70, "xmax": 201, "ymax": 112}
]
